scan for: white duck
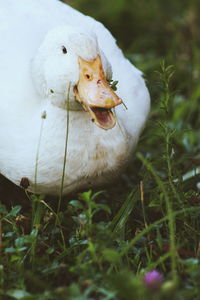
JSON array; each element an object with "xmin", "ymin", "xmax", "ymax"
[{"xmin": 0, "ymin": 0, "xmax": 150, "ymax": 195}]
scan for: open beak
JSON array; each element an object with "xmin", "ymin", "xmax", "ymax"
[{"xmin": 74, "ymin": 55, "xmax": 122, "ymax": 130}]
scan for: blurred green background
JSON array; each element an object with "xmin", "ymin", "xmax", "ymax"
[
  {"xmin": 64, "ymin": 0, "xmax": 200, "ymax": 124},
  {"xmin": 68, "ymin": 0, "xmax": 199, "ymax": 53},
  {"xmin": 66, "ymin": 0, "xmax": 200, "ymax": 82}
]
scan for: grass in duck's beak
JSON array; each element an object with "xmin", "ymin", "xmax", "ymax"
[{"xmin": 74, "ymin": 55, "xmax": 122, "ymax": 130}]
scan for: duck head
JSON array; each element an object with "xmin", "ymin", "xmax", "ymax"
[{"xmin": 32, "ymin": 26, "xmax": 122, "ymax": 130}]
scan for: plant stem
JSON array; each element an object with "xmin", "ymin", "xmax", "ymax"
[
  {"xmin": 57, "ymin": 83, "xmax": 71, "ymax": 216},
  {"xmin": 34, "ymin": 111, "xmax": 46, "ymax": 193},
  {"xmin": 137, "ymin": 153, "xmax": 178, "ymax": 283},
  {"xmin": 0, "ymin": 218, "xmax": 2, "ymax": 255}
]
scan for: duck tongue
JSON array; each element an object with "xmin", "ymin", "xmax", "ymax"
[{"xmin": 90, "ymin": 107, "xmax": 116, "ymax": 130}]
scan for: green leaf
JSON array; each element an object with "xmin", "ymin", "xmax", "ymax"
[
  {"xmin": 111, "ymin": 81, "xmax": 118, "ymax": 91},
  {"xmin": 68, "ymin": 200, "xmax": 84, "ymax": 209},
  {"xmin": 110, "ymin": 189, "xmax": 138, "ymax": 234},
  {"xmin": 7, "ymin": 289, "xmax": 30, "ymax": 299},
  {"xmin": 15, "ymin": 237, "xmax": 26, "ymax": 248},
  {"xmin": 7, "ymin": 205, "xmax": 22, "ymax": 217},
  {"xmin": 0, "ymin": 204, "xmax": 7, "ymax": 215},
  {"xmin": 11, "ymin": 255, "xmax": 21, "ymax": 262},
  {"xmin": 91, "ymin": 190, "xmax": 105, "ymax": 200},
  {"xmin": 5, "ymin": 247, "xmax": 16, "ymax": 253},
  {"xmin": 30, "ymin": 229, "xmax": 38, "ymax": 238},
  {"xmin": 94, "ymin": 204, "xmax": 111, "ymax": 214},
  {"xmin": 79, "ymin": 190, "xmax": 92, "ymax": 202},
  {"xmin": 46, "ymin": 247, "xmax": 55, "ymax": 254},
  {"xmin": 148, "ymin": 198, "xmax": 161, "ymax": 207},
  {"xmin": 103, "ymin": 249, "xmax": 121, "ymax": 263}
]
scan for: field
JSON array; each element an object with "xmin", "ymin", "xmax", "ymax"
[{"xmin": 0, "ymin": 0, "xmax": 200, "ymax": 299}]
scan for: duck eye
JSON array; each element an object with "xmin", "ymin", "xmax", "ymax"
[{"xmin": 62, "ymin": 46, "xmax": 67, "ymax": 54}]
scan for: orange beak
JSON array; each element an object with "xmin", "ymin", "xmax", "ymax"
[{"xmin": 74, "ymin": 55, "xmax": 122, "ymax": 130}]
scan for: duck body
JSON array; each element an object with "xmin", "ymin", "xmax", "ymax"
[{"xmin": 0, "ymin": 0, "xmax": 150, "ymax": 195}]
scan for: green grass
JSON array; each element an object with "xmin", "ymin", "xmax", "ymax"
[{"xmin": 0, "ymin": 0, "xmax": 200, "ymax": 299}]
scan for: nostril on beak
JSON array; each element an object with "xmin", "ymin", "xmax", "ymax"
[{"xmin": 85, "ymin": 73, "xmax": 93, "ymax": 81}]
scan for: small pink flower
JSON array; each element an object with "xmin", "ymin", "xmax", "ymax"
[{"xmin": 144, "ymin": 270, "xmax": 164, "ymax": 290}]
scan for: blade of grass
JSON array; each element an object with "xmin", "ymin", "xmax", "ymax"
[
  {"xmin": 34, "ymin": 111, "xmax": 47, "ymax": 193},
  {"xmin": 109, "ymin": 188, "xmax": 138, "ymax": 236},
  {"xmin": 0, "ymin": 219, "xmax": 2, "ymax": 255},
  {"xmin": 137, "ymin": 152, "xmax": 177, "ymax": 282},
  {"xmin": 120, "ymin": 206, "xmax": 200, "ymax": 257},
  {"xmin": 57, "ymin": 83, "xmax": 71, "ymax": 216}
]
